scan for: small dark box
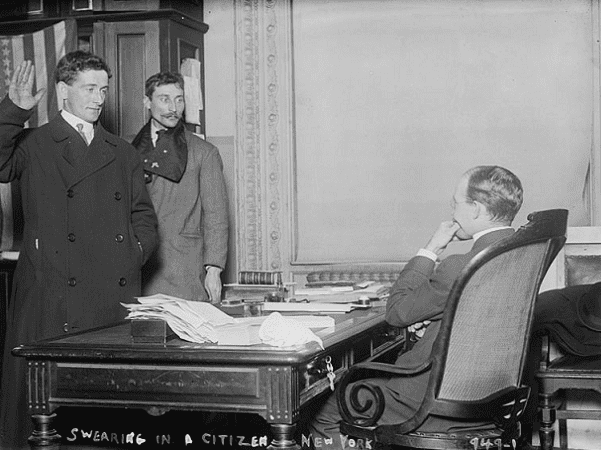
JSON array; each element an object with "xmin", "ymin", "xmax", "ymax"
[{"xmin": 130, "ymin": 319, "xmax": 175, "ymax": 344}]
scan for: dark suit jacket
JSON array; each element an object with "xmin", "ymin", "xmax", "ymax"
[{"xmin": 375, "ymin": 228, "xmax": 515, "ymax": 431}]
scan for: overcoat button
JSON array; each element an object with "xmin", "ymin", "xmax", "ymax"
[
  {"xmin": 114, "ymin": 192, "xmax": 122, "ymax": 200},
  {"xmin": 115, "ymin": 234, "xmax": 124, "ymax": 243},
  {"xmin": 68, "ymin": 233, "xmax": 75, "ymax": 242},
  {"xmin": 63, "ymin": 323, "xmax": 69, "ymax": 332},
  {"xmin": 67, "ymin": 189, "xmax": 74, "ymax": 198},
  {"xmin": 119, "ymin": 277, "xmax": 127, "ymax": 286},
  {"xmin": 68, "ymin": 277, "xmax": 77, "ymax": 287}
]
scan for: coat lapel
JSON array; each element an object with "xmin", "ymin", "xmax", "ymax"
[
  {"xmin": 49, "ymin": 117, "xmax": 117, "ymax": 188},
  {"xmin": 49, "ymin": 115, "xmax": 81, "ymax": 187},
  {"xmin": 69, "ymin": 123, "xmax": 117, "ymax": 187},
  {"xmin": 50, "ymin": 117, "xmax": 117, "ymax": 188}
]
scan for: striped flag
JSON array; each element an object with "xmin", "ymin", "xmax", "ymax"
[{"xmin": 0, "ymin": 20, "xmax": 76, "ymax": 251}]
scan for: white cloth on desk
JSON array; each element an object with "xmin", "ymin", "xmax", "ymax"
[{"xmin": 259, "ymin": 312, "xmax": 324, "ymax": 349}]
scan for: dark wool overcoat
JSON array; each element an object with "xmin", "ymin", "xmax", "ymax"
[{"xmin": 0, "ymin": 95, "xmax": 158, "ymax": 449}]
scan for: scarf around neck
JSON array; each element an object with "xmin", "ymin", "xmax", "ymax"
[{"xmin": 132, "ymin": 119, "xmax": 188, "ymax": 183}]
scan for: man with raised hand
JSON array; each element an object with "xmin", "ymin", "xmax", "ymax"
[{"xmin": 0, "ymin": 53, "xmax": 158, "ymax": 449}]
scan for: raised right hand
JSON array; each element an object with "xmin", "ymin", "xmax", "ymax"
[{"xmin": 8, "ymin": 60, "xmax": 46, "ymax": 110}]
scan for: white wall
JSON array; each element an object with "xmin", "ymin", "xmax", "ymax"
[
  {"xmin": 293, "ymin": 0, "xmax": 592, "ymax": 263},
  {"xmin": 204, "ymin": 0, "xmax": 237, "ymax": 283}
]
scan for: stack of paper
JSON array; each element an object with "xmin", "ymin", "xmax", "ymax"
[
  {"xmin": 294, "ymin": 283, "xmax": 389, "ymax": 303},
  {"xmin": 263, "ymin": 302, "xmax": 355, "ymax": 313},
  {"xmin": 122, "ymin": 294, "xmax": 237, "ymax": 344}
]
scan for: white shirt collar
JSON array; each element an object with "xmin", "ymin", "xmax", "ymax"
[
  {"xmin": 473, "ymin": 226, "xmax": 513, "ymax": 242},
  {"xmin": 61, "ymin": 110, "xmax": 94, "ymax": 136}
]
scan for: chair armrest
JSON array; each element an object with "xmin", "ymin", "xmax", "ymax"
[
  {"xmin": 336, "ymin": 360, "xmax": 433, "ymax": 427},
  {"xmin": 351, "ymin": 360, "xmax": 432, "ymax": 377}
]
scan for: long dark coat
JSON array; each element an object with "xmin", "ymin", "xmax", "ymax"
[{"xmin": 0, "ymin": 95, "xmax": 158, "ymax": 449}]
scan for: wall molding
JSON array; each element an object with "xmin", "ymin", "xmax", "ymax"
[{"xmin": 233, "ymin": 0, "xmax": 294, "ymax": 276}]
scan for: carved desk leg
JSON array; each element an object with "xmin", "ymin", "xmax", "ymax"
[
  {"xmin": 269, "ymin": 423, "xmax": 299, "ymax": 450},
  {"xmin": 28, "ymin": 413, "xmax": 61, "ymax": 450},
  {"xmin": 538, "ymin": 392, "xmax": 555, "ymax": 450}
]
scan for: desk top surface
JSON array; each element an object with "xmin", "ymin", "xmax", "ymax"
[{"xmin": 13, "ymin": 305, "xmax": 390, "ymax": 365}]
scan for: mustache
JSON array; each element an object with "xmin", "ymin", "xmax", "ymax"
[{"xmin": 162, "ymin": 113, "xmax": 181, "ymax": 119}]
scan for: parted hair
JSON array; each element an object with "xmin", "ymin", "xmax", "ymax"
[
  {"xmin": 145, "ymin": 72, "xmax": 185, "ymax": 99},
  {"xmin": 464, "ymin": 165, "xmax": 523, "ymax": 223},
  {"xmin": 55, "ymin": 51, "xmax": 112, "ymax": 85}
]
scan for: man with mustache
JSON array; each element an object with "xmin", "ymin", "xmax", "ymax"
[
  {"xmin": 132, "ymin": 72, "xmax": 228, "ymax": 303},
  {"xmin": 0, "ymin": 53, "xmax": 158, "ymax": 449}
]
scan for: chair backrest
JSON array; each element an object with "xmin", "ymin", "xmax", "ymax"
[{"xmin": 417, "ymin": 209, "xmax": 567, "ymax": 419}]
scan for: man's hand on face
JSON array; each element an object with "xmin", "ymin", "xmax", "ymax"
[
  {"xmin": 424, "ymin": 221, "xmax": 461, "ymax": 256},
  {"xmin": 9, "ymin": 60, "xmax": 46, "ymax": 110}
]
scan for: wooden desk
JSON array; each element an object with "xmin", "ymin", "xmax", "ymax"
[{"xmin": 13, "ymin": 306, "xmax": 404, "ymax": 450}]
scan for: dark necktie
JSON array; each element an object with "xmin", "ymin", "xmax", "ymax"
[{"xmin": 155, "ymin": 129, "xmax": 166, "ymax": 146}]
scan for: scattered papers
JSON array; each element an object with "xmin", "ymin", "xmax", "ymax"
[
  {"xmin": 263, "ymin": 302, "xmax": 354, "ymax": 313},
  {"xmin": 296, "ymin": 283, "xmax": 388, "ymax": 297},
  {"xmin": 122, "ymin": 294, "xmax": 335, "ymax": 347},
  {"xmin": 294, "ymin": 283, "xmax": 388, "ymax": 304}
]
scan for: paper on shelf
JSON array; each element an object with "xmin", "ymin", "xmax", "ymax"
[{"xmin": 180, "ymin": 58, "xmax": 203, "ymax": 124}]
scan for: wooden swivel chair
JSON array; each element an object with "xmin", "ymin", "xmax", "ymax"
[{"xmin": 337, "ymin": 209, "xmax": 568, "ymax": 450}]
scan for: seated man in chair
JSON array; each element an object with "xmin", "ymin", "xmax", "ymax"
[{"xmin": 309, "ymin": 165, "xmax": 524, "ymax": 450}]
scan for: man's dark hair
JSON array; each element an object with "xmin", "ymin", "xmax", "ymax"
[
  {"xmin": 465, "ymin": 165, "xmax": 523, "ymax": 223},
  {"xmin": 55, "ymin": 51, "xmax": 112, "ymax": 85},
  {"xmin": 145, "ymin": 72, "xmax": 185, "ymax": 99}
]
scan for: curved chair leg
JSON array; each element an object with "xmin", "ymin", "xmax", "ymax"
[{"xmin": 538, "ymin": 393, "xmax": 555, "ymax": 450}]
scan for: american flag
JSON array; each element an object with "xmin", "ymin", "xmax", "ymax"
[{"xmin": 0, "ymin": 20, "xmax": 76, "ymax": 250}]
